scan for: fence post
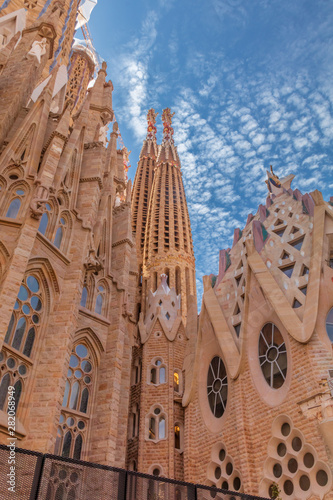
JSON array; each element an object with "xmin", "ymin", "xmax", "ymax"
[
  {"xmin": 29, "ymin": 454, "xmax": 45, "ymax": 500},
  {"xmin": 187, "ymin": 484, "xmax": 197, "ymax": 500},
  {"xmin": 117, "ymin": 469, "xmax": 127, "ymax": 500}
]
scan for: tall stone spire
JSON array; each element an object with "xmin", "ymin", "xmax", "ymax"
[
  {"xmin": 142, "ymin": 108, "xmax": 196, "ymax": 321},
  {"xmin": 131, "ymin": 109, "xmax": 159, "ymax": 264}
]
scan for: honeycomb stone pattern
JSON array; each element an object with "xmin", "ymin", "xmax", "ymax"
[
  {"xmin": 207, "ymin": 442, "xmax": 243, "ymax": 494},
  {"xmin": 260, "ymin": 415, "xmax": 332, "ymax": 499}
]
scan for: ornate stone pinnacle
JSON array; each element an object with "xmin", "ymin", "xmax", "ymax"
[
  {"xmin": 146, "ymin": 108, "xmax": 158, "ymax": 140},
  {"xmin": 162, "ymin": 108, "xmax": 175, "ymax": 144}
]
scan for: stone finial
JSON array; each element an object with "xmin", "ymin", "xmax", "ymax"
[
  {"xmin": 258, "ymin": 204, "xmax": 269, "ymax": 222},
  {"xmin": 147, "ymin": 108, "xmax": 158, "ymax": 140},
  {"xmin": 302, "ymin": 193, "xmax": 315, "ymax": 216},
  {"xmin": 122, "ymin": 147, "xmax": 131, "ymax": 180},
  {"xmin": 162, "ymin": 108, "xmax": 175, "ymax": 144},
  {"xmin": 98, "ymin": 123, "xmax": 109, "ymax": 146},
  {"xmin": 246, "ymin": 213, "xmax": 254, "ymax": 226},
  {"xmin": 232, "ymin": 228, "xmax": 242, "ymax": 247},
  {"xmin": 216, "ymin": 249, "xmax": 231, "ymax": 287}
]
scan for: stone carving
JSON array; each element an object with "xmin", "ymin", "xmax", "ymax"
[
  {"xmin": 162, "ymin": 107, "xmax": 175, "ymax": 144},
  {"xmin": 147, "ymin": 108, "xmax": 158, "ymax": 140},
  {"xmin": 98, "ymin": 123, "xmax": 109, "ymax": 146},
  {"xmin": 122, "ymin": 147, "xmax": 131, "ymax": 180},
  {"xmin": 30, "ymin": 184, "xmax": 49, "ymax": 220},
  {"xmin": 84, "ymin": 233, "xmax": 103, "ymax": 274},
  {"xmin": 24, "ymin": 0, "xmax": 38, "ymax": 8},
  {"xmin": 28, "ymin": 38, "xmax": 47, "ymax": 64}
]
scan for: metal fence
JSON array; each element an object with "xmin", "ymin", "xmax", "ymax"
[{"xmin": 0, "ymin": 444, "xmax": 269, "ymax": 500}]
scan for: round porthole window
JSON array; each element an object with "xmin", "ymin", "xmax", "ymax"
[
  {"xmin": 207, "ymin": 356, "xmax": 228, "ymax": 418},
  {"xmin": 258, "ymin": 323, "xmax": 287, "ymax": 389}
]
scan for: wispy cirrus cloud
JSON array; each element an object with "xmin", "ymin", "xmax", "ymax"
[{"xmin": 93, "ymin": 0, "xmax": 333, "ymax": 306}]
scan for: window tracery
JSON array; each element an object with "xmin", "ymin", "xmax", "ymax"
[
  {"xmin": 56, "ymin": 343, "xmax": 95, "ymax": 460},
  {"xmin": 5, "ymin": 188, "xmax": 26, "ymax": 218},
  {"xmin": 94, "ymin": 285, "xmax": 105, "ymax": 315},
  {"xmin": 207, "ymin": 356, "xmax": 228, "ymax": 418},
  {"xmin": 38, "ymin": 203, "xmax": 52, "ymax": 236},
  {"xmin": 0, "ymin": 274, "xmax": 44, "ymax": 415},
  {"xmin": 258, "ymin": 323, "xmax": 287, "ymax": 389},
  {"xmin": 148, "ymin": 358, "xmax": 166, "ymax": 385},
  {"xmin": 147, "ymin": 405, "xmax": 167, "ymax": 442}
]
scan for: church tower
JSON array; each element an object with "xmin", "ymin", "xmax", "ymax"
[
  {"xmin": 141, "ymin": 108, "xmax": 196, "ymax": 320},
  {"xmin": 127, "ymin": 109, "xmax": 196, "ymax": 487},
  {"xmin": 131, "ymin": 108, "xmax": 159, "ymax": 307}
]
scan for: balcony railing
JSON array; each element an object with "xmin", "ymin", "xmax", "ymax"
[{"xmin": 0, "ymin": 444, "xmax": 270, "ymax": 500}]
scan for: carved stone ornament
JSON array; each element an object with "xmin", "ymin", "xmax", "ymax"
[
  {"xmin": 30, "ymin": 183, "xmax": 49, "ymax": 220},
  {"xmin": 98, "ymin": 123, "xmax": 109, "ymax": 146},
  {"xmin": 84, "ymin": 234, "xmax": 103, "ymax": 274},
  {"xmin": 28, "ymin": 38, "xmax": 47, "ymax": 64}
]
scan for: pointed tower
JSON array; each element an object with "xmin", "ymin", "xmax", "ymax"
[
  {"xmin": 126, "ymin": 110, "xmax": 196, "ymax": 483},
  {"xmin": 131, "ymin": 108, "xmax": 158, "ymax": 264},
  {"xmin": 142, "ymin": 108, "xmax": 196, "ymax": 320}
]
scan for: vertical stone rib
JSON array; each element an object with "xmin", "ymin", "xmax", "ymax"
[{"xmin": 141, "ymin": 109, "xmax": 196, "ymax": 321}]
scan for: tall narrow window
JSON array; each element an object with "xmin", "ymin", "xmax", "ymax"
[
  {"xmin": 149, "ymin": 417, "xmax": 156, "ymax": 440},
  {"xmin": 38, "ymin": 203, "xmax": 52, "ymax": 236},
  {"xmin": 56, "ymin": 343, "xmax": 95, "ymax": 460},
  {"xmin": 175, "ymin": 267, "xmax": 181, "ymax": 295},
  {"xmin": 80, "ymin": 287, "xmax": 88, "ymax": 308},
  {"xmin": 149, "ymin": 358, "xmax": 167, "ymax": 385},
  {"xmin": 175, "ymin": 424, "xmax": 181, "ymax": 449},
  {"xmin": 6, "ymin": 198, "xmax": 21, "ymax": 218},
  {"xmin": 0, "ymin": 274, "xmax": 44, "ymax": 415},
  {"xmin": 95, "ymin": 285, "xmax": 105, "ymax": 315},
  {"xmin": 147, "ymin": 406, "xmax": 167, "ymax": 442}
]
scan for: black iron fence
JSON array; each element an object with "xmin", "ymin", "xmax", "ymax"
[{"xmin": 0, "ymin": 444, "xmax": 269, "ymax": 500}]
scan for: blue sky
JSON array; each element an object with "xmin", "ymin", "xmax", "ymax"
[{"xmin": 86, "ymin": 0, "xmax": 333, "ymax": 304}]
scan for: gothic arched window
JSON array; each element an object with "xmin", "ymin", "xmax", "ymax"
[
  {"xmin": 5, "ymin": 189, "xmax": 26, "ymax": 218},
  {"xmin": 57, "ymin": 343, "xmax": 95, "ymax": 460},
  {"xmin": 0, "ymin": 275, "xmax": 43, "ymax": 415},
  {"xmin": 147, "ymin": 405, "xmax": 167, "ymax": 442},
  {"xmin": 54, "ymin": 217, "xmax": 66, "ymax": 249},
  {"xmin": 95, "ymin": 285, "xmax": 106, "ymax": 315},
  {"xmin": 149, "ymin": 358, "xmax": 167, "ymax": 385},
  {"xmin": 38, "ymin": 203, "xmax": 52, "ymax": 236}
]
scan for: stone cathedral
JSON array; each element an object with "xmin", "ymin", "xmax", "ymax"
[{"xmin": 0, "ymin": 1, "xmax": 333, "ymax": 499}]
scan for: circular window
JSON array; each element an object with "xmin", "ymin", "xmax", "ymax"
[
  {"xmin": 300, "ymin": 475, "xmax": 310, "ymax": 491},
  {"xmin": 258, "ymin": 323, "xmax": 287, "ymax": 388},
  {"xmin": 207, "ymin": 356, "xmax": 228, "ymax": 418},
  {"xmin": 273, "ymin": 463, "xmax": 282, "ymax": 478},
  {"xmin": 303, "ymin": 453, "xmax": 314, "ymax": 469},
  {"xmin": 326, "ymin": 307, "xmax": 333, "ymax": 342},
  {"xmin": 316, "ymin": 469, "xmax": 328, "ymax": 487},
  {"xmin": 281, "ymin": 422, "xmax": 290, "ymax": 436}
]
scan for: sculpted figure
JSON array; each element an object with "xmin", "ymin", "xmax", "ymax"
[
  {"xmin": 28, "ymin": 38, "xmax": 47, "ymax": 64},
  {"xmin": 99, "ymin": 123, "xmax": 109, "ymax": 146}
]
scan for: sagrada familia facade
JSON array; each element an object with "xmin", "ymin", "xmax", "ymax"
[{"xmin": 0, "ymin": 1, "xmax": 333, "ymax": 499}]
